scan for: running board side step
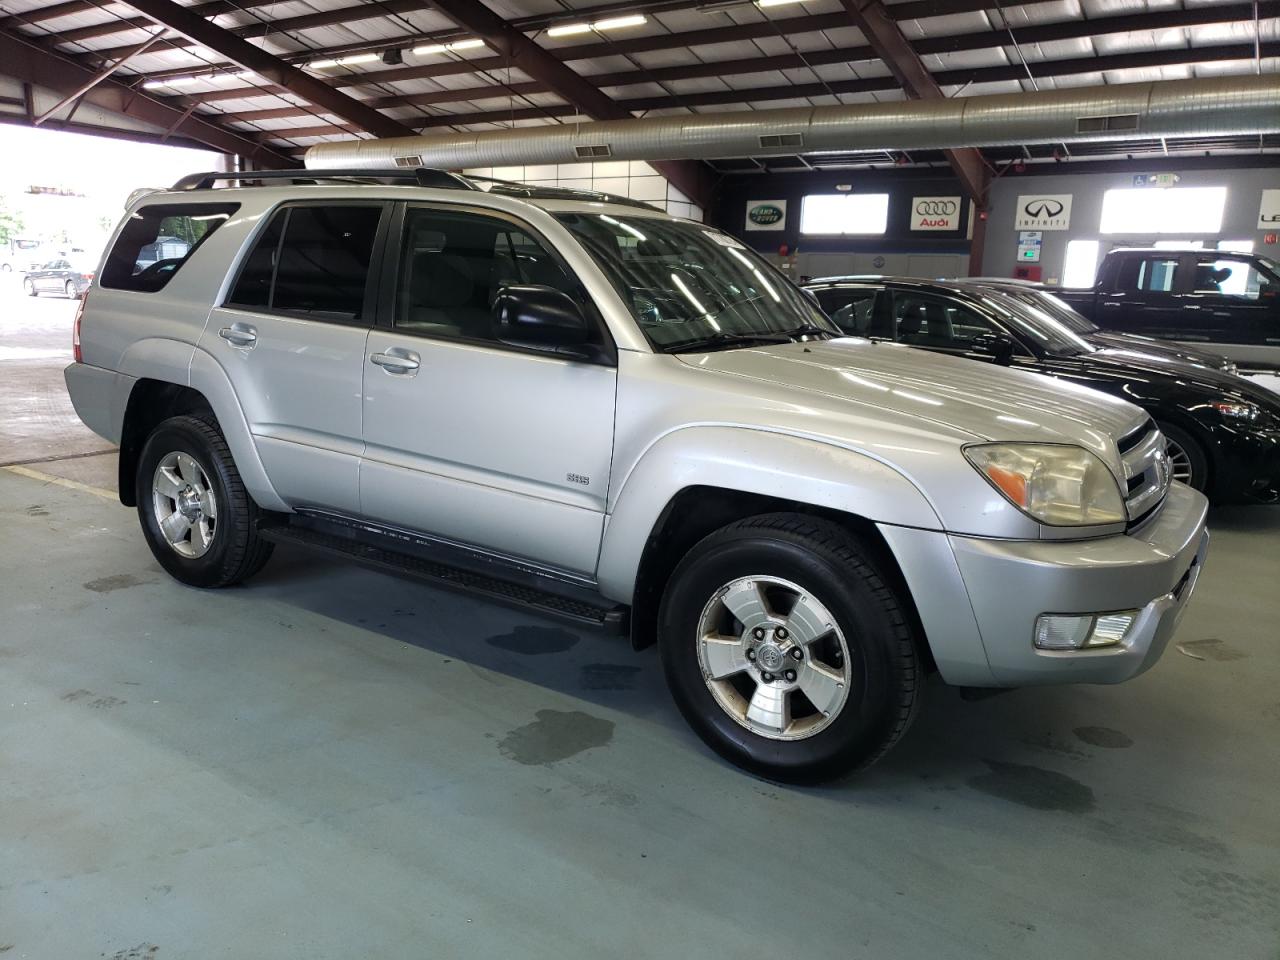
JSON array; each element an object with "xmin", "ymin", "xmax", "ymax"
[{"xmin": 258, "ymin": 521, "xmax": 629, "ymax": 633}]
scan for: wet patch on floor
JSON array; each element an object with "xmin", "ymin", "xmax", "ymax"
[
  {"xmin": 967, "ymin": 759, "xmax": 1095, "ymax": 813},
  {"xmin": 1020, "ymin": 731, "xmax": 1089, "ymax": 760},
  {"xmin": 62, "ymin": 689, "xmax": 126, "ymax": 709},
  {"xmin": 1073, "ymin": 726, "xmax": 1133, "ymax": 749},
  {"xmin": 24, "ymin": 504, "xmax": 48, "ymax": 517},
  {"xmin": 579, "ymin": 663, "xmax": 642, "ymax": 690},
  {"xmin": 1176, "ymin": 638, "xmax": 1247, "ymax": 662},
  {"xmin": 498, "ymin": 709, "xmax": 614, "ymax": 765},
  {"xmin": 485, "ymin": 626, "xmax": 581, "ymax": 656},
  {"xmin": 83, "ymin": 573, "xmax": 150, "ymax": 594},
  {"xmin": 106, "ymin": 945, "xmax": 159, "ymax": 960}
]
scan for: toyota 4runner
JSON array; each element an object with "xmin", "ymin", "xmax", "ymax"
[{"xmin": 64, "ymin": 169, "xmax": 1210, "ymax": 782}]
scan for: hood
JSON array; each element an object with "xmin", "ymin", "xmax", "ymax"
[
  {"xmin": 1086, "ymin": 330, "xmax": 1231, "ymax": 370},
  {"xmin": 678, "ymin": 338, "xmax": 1148, "ymax": 461},
  {"xmin": 1073, "ymin": 344, "xmax": 1280, "ymax": 411}
]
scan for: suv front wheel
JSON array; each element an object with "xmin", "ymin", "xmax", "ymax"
[
  {"xmin": 136, "ymin": 415, "xmax": 273, "ymax": 587},
  {"xmin": 658, "ymin": 514, "xmax": 921, "ymax": 783}
]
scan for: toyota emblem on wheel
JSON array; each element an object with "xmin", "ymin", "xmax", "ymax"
[{"xmin": 915, "ymin": 200, "xmax": 957, "ymax": 216}]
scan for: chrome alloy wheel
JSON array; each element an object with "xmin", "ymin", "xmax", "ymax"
[
  {"xmin": 695, "ymin": 576, "xmax": 852, "ymax": 741},
  {"xmin": 152, "ymin": 452, "xmax": 218, "ymax": 558},
  {"xmin": 1164, "ymin": 437, "xmax": 1194, "ymax": 485}
]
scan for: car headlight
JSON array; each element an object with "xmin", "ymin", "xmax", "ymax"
[
  {"xmin": 964, "ymin": 443, "xmax": 1127, "ymax": 526},
  {"xmin": 1210, "ymin": 401, "xmax": 1260, "ymax": 422}
]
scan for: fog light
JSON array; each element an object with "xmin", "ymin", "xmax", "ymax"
[{"xmin": 1034, "ymin": 611, "xmax": 1137, "ymax": 650}]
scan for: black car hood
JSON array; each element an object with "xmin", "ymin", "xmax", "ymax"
[
  {"xmin": 1085, "ymin": 330, "xmax": 1230, "ymax": 369},
  {"xmin": 1063, "ymin": 344, "xmax": 1280, "ymax": 410}
]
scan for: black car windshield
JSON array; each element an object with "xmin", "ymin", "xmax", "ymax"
[
  {"xmin": 556, "ymin": 212, "xmax": 837, "ymax": 351},
  {"xmin": 964, "ymin": 287, "xmax": 1097, "ymax": 356},
  {"xmin": 987, "ymin": 286, "xmax": 1101, "ymax": 334}
]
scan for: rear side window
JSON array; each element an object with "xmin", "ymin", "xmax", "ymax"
[
  {"xmin": 228, "ymin": 204, "xmax": 383, "ymax": 321},
  {"xmin": 101, "ymin": 203, "xmax": 238, "ymax": 292}
]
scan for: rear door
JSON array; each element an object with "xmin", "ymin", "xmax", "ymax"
[
  {"xmin": 809, "ymin": 285, "xmax": 881, "ymax": 337},
  {"xmin": 1176, "ymin": 253, "xmax": 1280, "ymax": 368},
  {"xmin": 360, "ymin": 202, "xmax": 616, "ymax": 576},
  {"xmin": 1098, "ymin": 254, "xmax": 1183, "ymax": 336},
  {"xmin": 887, "ymin": 290, "xmax": 1029, "ymax": 362},
  {"xmin": 201, "ymin": 201, "xmax": 389, "ymax": 514}
]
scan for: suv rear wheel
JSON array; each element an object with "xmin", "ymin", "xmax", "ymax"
[
  {"xmin": 658, "ymin": 513, "xmax": 920, "ymax": 783},
  {"xmin": 136, "ymin": 415, "xmax": 273, "ymax": 587}
]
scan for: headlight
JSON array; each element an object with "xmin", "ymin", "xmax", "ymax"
[
  {"xmin": 1210, "ymin": 401, "xmax": 1260, "ymax": 422},
  {"xmin": 964, "ymin": 443, "xmax": 1127, "ymax": 526}
]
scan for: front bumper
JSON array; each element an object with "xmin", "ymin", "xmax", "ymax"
[
  {"xmin": 949, "ymin": 482, "xmax": 1209, "ymax": 686},
  {"xmin": 1210, "ymin": 421, "xmax": 1280, "ymax": 504}
]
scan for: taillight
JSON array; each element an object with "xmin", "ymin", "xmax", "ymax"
[
  {"xmin": 73, "ymin": 291, "xmax": 87, "ymax": 363},
  {"xmin": 81, "ymin": 272, "xmax": 94, "ymax": 281}
]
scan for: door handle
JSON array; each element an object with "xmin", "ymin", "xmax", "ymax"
[
  {"xmin": 370, "ymin": 351, "xmax": 420, "ymax": 374},
  {"xmin": 219, "ymin": 325, "xmax": 258, "ymax": 347}
]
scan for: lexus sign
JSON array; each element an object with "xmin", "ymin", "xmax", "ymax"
[
  {"xmin": 1014, "ymin": 194, "xmax": 1073, "ymax": 231},
  {"xmin": 1258, "ymin": 189, "xmax": 1280, "ymax": 229},
  {"xmin": 911, "ymin": 196, "xmax": 962, "ymax": 231}
]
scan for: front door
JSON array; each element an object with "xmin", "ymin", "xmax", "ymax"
[
  {"xmin": 360, "ymin": 203, "xmax": 616, "ymax": 576},
  {"xmin": 1176, "ymin": 253, "xmax": 1280, "ymax": 370},
  {"xmin": 201, "ymin": 201, "xmax": 388, "ymax": 514},
  {"xmin": 1099, "ymin": 254, "xmax": 1184, "ymax": 336}
]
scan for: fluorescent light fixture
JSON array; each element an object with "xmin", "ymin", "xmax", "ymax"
[
  {"xmin": 142, "ymin": 75, "xmax": 202, "ymax": 89},
  {"xmin": 411, "ymin": 38, "xmax": 486, "ymax": 55},
  {"xmin": 548, "ymin": 13, "xmax": 646, "ymax": 37},
  {"xmin": 594, "ymin": 13, "xmax": 647, "ymax": 29},
  {"xmin": 547, "ymin": 22, "xmax": 592, "ymax": 36},
  {"xmin": 306, "ymin": 52, "xmax": 380, "ymax": 69},
  {"xmin": 757, "ymin": 0, "xmax": 806, "ymax": 7}
]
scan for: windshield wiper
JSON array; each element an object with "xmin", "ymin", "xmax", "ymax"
[
  {"xmin": 662, "ymin": 332, "xmax": 793, "ymax": 354},
  {"xmin": 778, "ymin": 323, "xmax": 837, "ymax": 341}
]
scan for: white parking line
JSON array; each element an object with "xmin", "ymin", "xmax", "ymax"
[{"xmin": 2, "ymin": 464, "xmax": 117, "ymax": 501}]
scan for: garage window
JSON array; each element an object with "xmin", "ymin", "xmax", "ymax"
[
  {"xmin": 799, "ymin": 194, "xmax": 889, "ymax": 236},
  {"xmin": 1099, "ymin": 186, "xmax": 1226, "ymax": 235},
  {"xmin": 100, "ymin": 203, "xmax": 238, "ymax": 292}
]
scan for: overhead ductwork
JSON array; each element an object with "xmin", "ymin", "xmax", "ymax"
[{"xmin": 304, "ymin": 75, "xmax": 1280, "ymax": 171}]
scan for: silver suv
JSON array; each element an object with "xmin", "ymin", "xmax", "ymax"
[{"xmin": 65, "ymin": 169, "xmax": 1209, "ymax": 782}]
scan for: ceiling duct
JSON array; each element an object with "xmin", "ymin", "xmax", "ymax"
[{"xmin": 305, "ymin": 75, "xmax": 1280, "ymax": 170}]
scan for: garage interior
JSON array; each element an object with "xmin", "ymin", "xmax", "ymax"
[{"xmin": 1, "ymin": 0, "xmax": 1279, "ymax": 956}]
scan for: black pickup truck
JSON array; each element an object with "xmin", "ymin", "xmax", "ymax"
[{"xmin": 1057, "ymin": 248, "xmax": 1280, "ymax": 373}]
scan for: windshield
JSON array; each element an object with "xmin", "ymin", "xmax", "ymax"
[
  {"xmin": 556, "ymin": 212, "xmax": 836, "ymax": 351},
  {"xmin": 996, "ymin": 287, "xmax": 1100, "ymax": 334},
  {"xmin": 965, "ymin": 287, "xmax": 1097, "ymax": 356}
]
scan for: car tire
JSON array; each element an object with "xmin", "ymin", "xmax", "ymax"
[
  {"xmin": 1157, "ymin": 421, "xmax": 1210, "ymax": 495},
  {"xmin": 23, "ymin": 277, "xmax": 36, "ymax": 296},
  {"xmin": 136, "ymin": 415, "xmax": 274, "ymax": 588},
  {"xmin": 658, "ymin": 513, "xmax": 921, "ymax": 783},
  {"xmin": 64, "ymin": 280, "xmax": 77, "ymax": 299}
]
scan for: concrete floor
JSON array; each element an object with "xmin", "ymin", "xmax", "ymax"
[{"xmin": 1, "ymin": 278, "xmax": 1278, "ymax": 959}]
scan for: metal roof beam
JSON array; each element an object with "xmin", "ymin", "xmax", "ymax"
[
  {"xmin": 838, "ymin": 0, "xmax": 987, "ymax": 202},
  {"xmin": 119, "ymin": 0, "xmax": 414, "ymax": 138},
  {"xmin": 424, "ymin": 0, "xmax": 711, "ymax": 205},
  {"xmin": 0, "ymin": 28, "xmax": 296, "ymax": 164}
]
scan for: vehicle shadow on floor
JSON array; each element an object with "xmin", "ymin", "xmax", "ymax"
[{"xmin": 246, "ymin": 544, "xmax": 1148, "ymax": 795}]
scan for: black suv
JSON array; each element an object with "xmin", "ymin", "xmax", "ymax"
[{"xmin": 803, "ymin": 276, "xmax": 1280, "ymax": 504}]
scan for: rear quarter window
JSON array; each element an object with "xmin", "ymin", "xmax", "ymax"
[{"xmin": 100, "ymin": 203, "xmax": 238, "ymax": 292}]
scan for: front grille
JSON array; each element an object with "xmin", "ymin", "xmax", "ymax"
[{"xmin": 1118, "ymin": 419, "xmax": 1172, "ymax": 528}]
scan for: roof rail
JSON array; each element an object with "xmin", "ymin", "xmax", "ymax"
[
  {"xmin": 467, "ymin": 176, "xmax": 661, "ymax": 212},
  {"xmin": 170, "ymin": 168, "xmax": 478, "ymax": 191}
]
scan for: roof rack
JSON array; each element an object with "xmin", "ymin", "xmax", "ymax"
[
  {"xmin": 169, "ymin": 168, "xmax": 663, "ymax": 212},
  {"xmin": 170, "ymin": 168, "xmax": 478, "ymax": 191},
  {"xmin": 466, "ymin": 176, "xmax": 662, "ymax": 212}
]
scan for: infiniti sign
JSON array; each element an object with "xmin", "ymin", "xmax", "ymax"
[{"xmin": 1014, "ymin": 193, "xmax": 1073, "ymax": 230}]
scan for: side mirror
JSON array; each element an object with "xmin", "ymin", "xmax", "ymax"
[
  {"xmin": 971, "ymin": 332, "xmax": 1016, "ymax": 365},
  {"xmin": 493, "ymin": 284, "xmax": 590, "ymax": 351}
]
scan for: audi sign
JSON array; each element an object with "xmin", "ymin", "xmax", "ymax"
[{"xmin": 910, "ymin": 195, "xmax": 962, "ymax": 231}]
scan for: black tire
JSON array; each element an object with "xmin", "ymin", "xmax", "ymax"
[
  {"xmin": 23, "ymin": 277, "xmax": 36, "ymax": 296},
  {"xmin": 1157, "ymin": 421, "xmax": 1210, "ymax": 495},
  {"xmin": 658, "ymin": 513, "xmax": 921, "ymax": 783},
  {"xmin": 136, "ymin": 415, "xmax": 274, "ymax": 588},
  {"xmin": 64, "ymin": 280, "xmax": 76, "ymax": 299}
]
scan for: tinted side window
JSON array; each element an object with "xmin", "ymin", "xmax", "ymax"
[
  {"xmin": 892, "ymin": 293, "xmax": 998, "ymax": 349},
  {"xmin": 273, "ymin": 206, "xmax": 382, "ymax": 320},
  {"xmin": 101, "ymin": 203, "xmax": 238, "ymax": 292},
  {"xmin": 395, "ymin": 207, "xmax": 578, "ymax": 343},
  {"xmin": 814, "ymin": 288, "xmax": 878, "ymax": 336},
  {"xmin": 228, "ymin": 208, "xmax": 286, "ymax": 308},
  {"xmin": 1134, "ymin": 258, "xmax": 1180, "ymax": 293},
  {"xmin": 1192, "ymin": 257, "xmax": 1272, "ymax": 300}
]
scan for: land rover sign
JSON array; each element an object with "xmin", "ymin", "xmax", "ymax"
[{"xmin": 745, "ymin": 200, "xmax": 787, "ymax": 231}]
